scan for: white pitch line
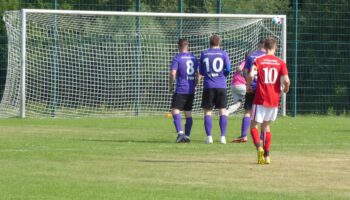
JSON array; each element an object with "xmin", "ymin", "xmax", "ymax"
[
  {"xmin": 0, "ymin": 148, "xmax": 81, "ymax": 152},
  {"xmin": 272, "ymin": 143, "xmax": 350, "ymax": 146}
]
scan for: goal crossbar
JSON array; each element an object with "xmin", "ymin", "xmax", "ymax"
[{"xmin": 21, "ymin": 9, "xmax": 286, "ymax": 19}]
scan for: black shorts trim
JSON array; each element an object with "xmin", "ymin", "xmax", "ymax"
[
  {"xmin": 171, "ymin": 93, "xmax": 195, "ymax": 111},
  {"xmin": 244, "ymin": 92, "xmax": 255, "ymax": 110},
  {"xmin": 201, "ymin": 88, "xmax": 227, "ymax": 109}
]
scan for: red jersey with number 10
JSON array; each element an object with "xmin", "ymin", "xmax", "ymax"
[{"xmin": 253, "ymin": 55, "xmax": 288, "ymax": 107}]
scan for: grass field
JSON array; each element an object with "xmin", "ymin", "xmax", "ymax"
[{"xmin": 0, "ymin": 116, "xmax": 349, "ymax": 200}]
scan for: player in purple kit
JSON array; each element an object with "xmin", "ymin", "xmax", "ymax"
[
  {"xmin": 169, "ymin": 38, "xmax": 200, "ymax": 143},
  {"xmin": 232, "ymin": 38, "xmax": 265, "ymax": 143},
  {"xmin": 199, "ymin": 35, "xmax": 231, "ymax": 144}
]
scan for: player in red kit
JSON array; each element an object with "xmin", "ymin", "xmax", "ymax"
[{"xmin": 247, "ymin": 37, "xmax": 290, "ymax": 164}]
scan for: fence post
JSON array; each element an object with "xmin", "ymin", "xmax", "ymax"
[
  {"xmin": 281, "ymin": 15, "xmax": 287, "ymax": 116},
  {"xmin": 216, "ymin": 0, "xmax": 221, "ymax": 32},
  {"xmin": 216, "ymin": 0, "xmax": 222, "ymax": 13},
  {"xmin": 178, "ymin": 0, "xmax": 183, "ymax": 38},
  {"xmin": 292, "ymin": 0, "xmax": 298, "ymax": 117}
]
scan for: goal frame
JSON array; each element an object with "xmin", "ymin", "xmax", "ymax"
[{"xmin": 19, "ymin": 9, "xmax": 287, "ymax": 118}]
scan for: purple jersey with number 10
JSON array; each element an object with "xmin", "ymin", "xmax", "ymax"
[
  {"xmin": 170, "ymin": 52, "xmax": 198, "ymax": 94},
  {"xmin": 199, "ymin": 48, "xmax": 231, "ymax": 89}
]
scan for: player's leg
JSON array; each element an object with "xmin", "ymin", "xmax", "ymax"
[
  {"xmin": 242, "ymin": 110, "xmax": 251, "ymax": 140},
  {"xmin": 250, "ymin": 120, "xmax": 261, "ymax": 149},
  {"xmin": 250, "ymin": 104, "xmax": 265, "ymax": 164},
  {"xmin": 227, "ymin": 85, "xmax": 244, "ymax": 115},
  {"xmin": 183, "ymin": 94, "xmax": 194, "ymax": 143},
  {"xmin": 171, "ymin": 93, "xmax": 185, "ymax": 143},
  {"xmin": 204, "ymin": 109, "xmax": 213, "ymax": 144},
  {"xmin": 172, "ymin": 108, "xmax": 184, "ymax": 143},
  {"xmin": 183, "ymin": 111, "xmax": 192, "ymax": 143},
  {"xmin": 202, "ymin": 89, "xmax": 214, "ymax": 144},
  {"xmin": 216, "ymin": 89, "xmax": 228, "ymax": 144},
  {"xmin": 218, "ymin": 108, "xmax": 227, "ymax": 144},
  {"xmin": 261, "ymin": 121, "xmax": 271, "ymax": 164},
  {"xmin": 261, "ymin": 107, "xmax": 278, "ymax": 164},
  {"xmin": 232, "ymin": 92, "xmax": 253, "ymax": 143}
]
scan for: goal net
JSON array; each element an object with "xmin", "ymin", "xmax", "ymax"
[{"xmin": 1, "ymin": 10, "xmax": 286, "ymax": 118}]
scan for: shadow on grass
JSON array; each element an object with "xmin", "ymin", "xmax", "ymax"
[
  {"xmin": 79, "ymin": 138, "xmax": 170, "ymax": 144},
  {"xmin": 138, "ymin": 159, "xmax": 222, "ymax": 164},
  {"xmin": 138, "ymin": 159, "xmax": 259, "ymax": 165},
  {"xmin": 335, "ymin": 129, "xmax": 350, "ymax": 133}
]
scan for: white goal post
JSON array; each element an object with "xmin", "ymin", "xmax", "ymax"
[{"xmin": 2, "ymin": 9, "xmax": 287, "ymax": 118}]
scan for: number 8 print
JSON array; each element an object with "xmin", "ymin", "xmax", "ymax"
[{"xmin": 186, "ymin": 60, "xmax": 195, "ymax": 75}]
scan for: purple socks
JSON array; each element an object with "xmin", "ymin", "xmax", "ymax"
[
  {"xmin": 241, "ymin": 116, "xmax": 250, "ymax": 138},
  {"xmin": 172, "ymin": 114, "xmax": 183, "ymax": 134},
  {"xmin": 173, "ymin": 115, "xmax": 192, "ymax": 136},
  {"xmin": 219, "ymin": 115, "xmax": 228, "ymax": 137},
  {"xmin": 205, "ymin": 115, "xmax": 228, "ymax": 137},
  {"xmin": 204, "ymin": 115, "xmax": 212, "ymax": 136},
  {"xmin": 185, "ymin": 117, "xmax": 193, "ymax": 137}
]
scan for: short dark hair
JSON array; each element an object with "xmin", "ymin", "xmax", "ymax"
[
  {"xmin": 258, "ymin": 38, "xmax": 265, "ymax": 49},
  {"xmin": 178, "ymin": 38, "xmax": 189, "ymax": 48},
  {"xmin": 210, "ymin": 35, "xmax": 221, "ymax": 47},
  {"xmin": 264, "ymin": 37, "xmax": 277, "ymax": 50}
]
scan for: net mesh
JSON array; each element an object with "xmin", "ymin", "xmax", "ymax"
[{"xmin": 1, "ymin": 11, "xmax": 284, "ymax": 117}]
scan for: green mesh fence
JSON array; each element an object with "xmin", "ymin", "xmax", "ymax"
[{"xmin": 0, "ymin": 0, "xmax": 349, "ymax": 116}]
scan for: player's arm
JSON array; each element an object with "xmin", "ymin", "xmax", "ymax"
[
  {"xmin": 194, "ymin": 58, "xmax": 201, "ymax": 88},
  {"xmin": 243, "ymin": 67, "xmax": 251, "ymax": 93},
  {"xmin": 281, "ymin": 75, "xmax": 290, "ymax": 93},
  {"xmin": 245, "ymin": 58, "xmax": 255, "ymax": 93},
  {"xmin": 237, "ymin": 61, "xmax": 244, "ymax": 72},
  {"xmin": 223, "ymin": 52, "xmax": 231, "ymax": 77},
  {"xmin": 247, "ymin": 64, "xmax": 257, "ymax": 86},
  {"xmin": 243, "ymin": 57, "xmax": 252, "ymax": 79},
  {"xmin": 168, "ymin": 70, "xmax": 176, "ymax": 93},
  {"xmin": 280, "ymin": 62, "xmax": 290, "ymax": 93},
  {"xmin": 198, "ymin": 53, "xmax": 205, "ymax": 76},
  {"xmin": 169, "ymin": 57, "xmax": 178, "ymax": 93}
]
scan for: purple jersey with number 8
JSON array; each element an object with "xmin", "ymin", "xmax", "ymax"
[{"xmin": 170, "ymin": 52, "xmax": 198, "ymax": 94}]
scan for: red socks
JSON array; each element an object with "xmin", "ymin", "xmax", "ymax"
[
  {"xmin": 251, "ymin": 128, "xmax": 272, "ymax": 155},
  {"xmin": 263, "ymin": 132, "xmax": 271, "ymax": 156},
  {"xmin": 250, "ymin": 128, "xmax": 260, "ymax": 147}
]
